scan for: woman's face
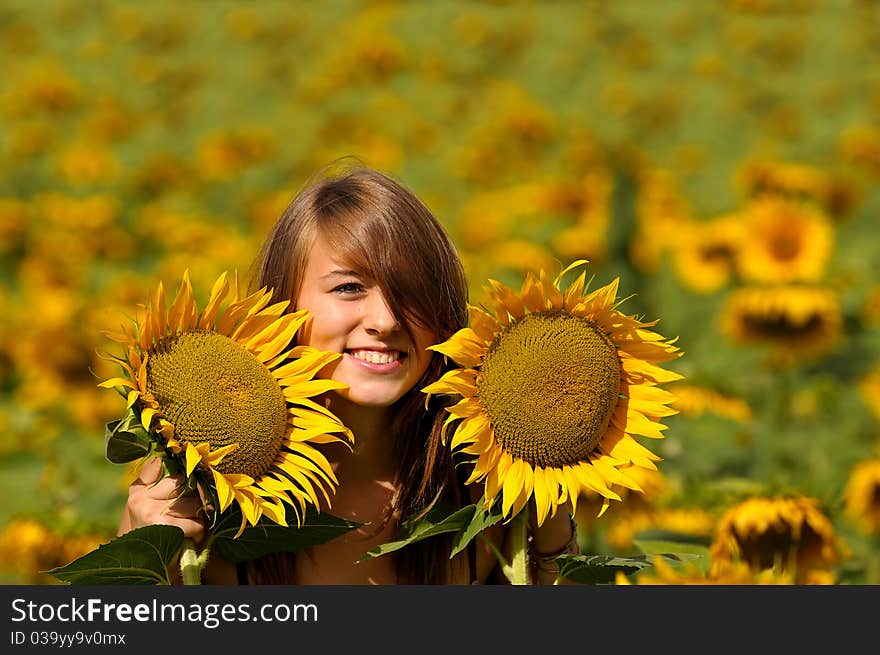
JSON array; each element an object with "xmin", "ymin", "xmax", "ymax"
[{"xmin": 294, "ymin": 232, "xmax": 438, "ymax": 408}]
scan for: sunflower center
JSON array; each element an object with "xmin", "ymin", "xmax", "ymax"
[
  {"xmin": 476, "ymin": 312, "xmax": 621, "ymax": 468},
  {"xmin": 146, "ymin": 331, "xmax": 288, "ymax": 478},
  {"xmin": 742, "ymin": 313, "xmax": 825, "ymax": 341},
  {"xmin": 735, "ymin": 523, "xmax": 820, "ymax": 572},
  {"xmin": 768, "ymin": 227, "xmax": 801, "ymax": 260}
]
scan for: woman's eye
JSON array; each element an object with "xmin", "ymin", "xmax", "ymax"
[{"xmin": 333, "ymin": 282, "xmax": 364, "ymax": 294}]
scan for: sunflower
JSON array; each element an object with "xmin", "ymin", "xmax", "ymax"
[
  {"xmin": 604, "ymin": 507, "xmax": 715, "ymax": 553},
  {"xmin": 672, "ymin": 213, "xmax": 744, "ymax": 295},
  {"xmin": 617, "ymin": 556, "xmax": 795, "ymax": 585},
  {"xmin": 709, "ymin": 496, "xmax": 843, "ymax": 584},
  {"xmin": 719, "ymin": 284, "xmax": 842, "ymax": 363},
  {"xmin": 735, "ymin": 197, "xmax": 834, "ymax": 285},
  {"xmin": 734, "ymin": 158, "xmax": 859, "ymax": 219},
  {"xmin": 859, "ymin": 364, "xmax": 880, "ymax": 422},
  {"xmin": 99, "ymin": 270, "xmax": 353, "ymax": 537},
  {"xmin": 667, "ymin": 382, "xmax": 752, "ymax": 423},
  {"xmin": 422, "ymin": 260, "xmax": 683, "ymax": 527},
  {"xmin": 843, "ymin": 458, "xmax": 880, "ymax": 536},
  {"xmin": 630, "ymin": 169, "xmax": 692, "ymax": 274}
]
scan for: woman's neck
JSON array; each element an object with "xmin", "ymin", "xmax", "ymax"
[{"xmin": 321, "ymin": 394, "xmax": 397, "ymax": 483}]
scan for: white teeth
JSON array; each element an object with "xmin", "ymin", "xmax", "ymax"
[{"xmin": 351, "ymin": 350, "xmax": 400, "ymax": 364}]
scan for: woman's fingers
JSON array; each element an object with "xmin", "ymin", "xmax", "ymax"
[
  {"xmin": 125, "ymin": 458, "xmax": 207, "ymax": 541},
  {"xmin": 136, "ymin": 456, "xmax": 164, "ymax": 486}
]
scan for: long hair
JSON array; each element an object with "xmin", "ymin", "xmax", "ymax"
[{"xmin": 247, "ymin": 161, "xmax": 469, "ymax": 583}]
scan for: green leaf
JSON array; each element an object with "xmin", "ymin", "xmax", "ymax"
[
  {"xmin": 555, "ymin": 554, "xmax": 660, "ymax": 585},
  {"xmin": 211, "ymin": 505, "xmax": 362, "ymax": 563},
  {"xmin": 634, "ymin": 539, "xmax": 711, "ymax": 574},
  {"xmin": 632, "ymin": 529, "xmax": 711, "ymax": 546},
  {"xmin": 450, "ymin": 496, "xmax": 504, "ymax": 558},
  {"xmin": 104, "ymin": 411, "xmax": 153, "ymax": 464},
  {"xmin": 359, "ymin": 502, "xmax": 477, "ymax": 561},
  {"xmin": 47, "ymin": 525, "xmax": 184, "ymax": 585}
]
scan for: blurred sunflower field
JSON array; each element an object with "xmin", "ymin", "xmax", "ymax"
[{"xmin": 2, "ymin": 0, "xmax": 880, "ymax": 585}]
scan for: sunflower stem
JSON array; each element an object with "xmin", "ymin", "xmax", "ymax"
[
  {"xmin": 506, "ymin": 510, "xmax": 531, "ymax": 585},
  {"xmin": 179, "ymin": 539, "xmax": 209, "ymax": 585}
]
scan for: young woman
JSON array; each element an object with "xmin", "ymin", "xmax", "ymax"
[{"xmin": 118, "ymin": 163, "xmax": 578, "ymax": 584}]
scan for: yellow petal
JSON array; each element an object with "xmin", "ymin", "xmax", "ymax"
[
  {"xmin": 520, "ymin": 272, "xmax": 546, "ymax": 313},
  {"xmin": 198, "ymin": 271, "xmax": 230, "ymax": 331},
  {"xmin": 487, "ymin": 279, "xmax": 524, "ymax": 321},
  {"xmin": 449, "ymin": 413, "xmax": 492, "ymax": 451},
  {"xmin": 427, "ymin": 328, "xmax": 486, "ymax": 367},
  {"xmin": 98, "ymin": 377, "xmax": 136, "ymax": 390},
  {"xmin": 167, "ymin": 270, "xmax": 194, "ymax": 333},
  {"xmin": 203, "ymin": 443, "xmax": 239, "ymax": 467},
  {"xmin": 140, "ymin": 407, "xmax": 157, "ymax": 431},
  {"xmin": 468, "ymin": 305, "xmax": 502, "ymax": 343},
  {"xmin": 260, "ymin": 499, "xmax": 288, "ymax": 526},
  {"xmin": 212, "ymin": 469, "xmax": 235, "ymax": 512},
  {"xmin": 422, "ymin": 368, "xmax": 479, "ymax": 399},
  {"xmin": 501, "ymin": 458, "xmax": 526, "ymax": 518},
  {"xmin": 532, "ymin": 467, "xmax": 552, "ymax": 526},
  {"xmin": 185, "ymin": 442, "xmax": 203, "ymax": 477},
  {"xmin": 563, "ymin": 466, "xmax": 581, "ymax": 516},
  {"xmin": 153, "ymin": 280, "xmax": 168, "ymax": 339},
  {"xmin": 554, "ymin": 259, "xmax": 590, "ymax": 289}
]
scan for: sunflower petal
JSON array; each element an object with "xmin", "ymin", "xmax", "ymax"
[
  {"xmin": 532, "ymin": 467, "xmax": 552, "ymax": 526},
  {"xmin": 427, "ymin": 328, "xmax": 486, "ymax": 367},
  {"xmin": 198, "ymin": 271, "xmax": 230, "ymax": 330},
  {"xmin": 468, "ymin": 305, "xmax": 502, "ymax": 343},
  {"xmin": 212, "ymin": 469, "xmax": 235, "ymax": 512},
  {"xmin": 185, "ymin": 442, "xmax": 203, "ymax": 478},
  {"xmin": 422, "ymin": 368, "xmax": 479, "ymax": 398},
  {"xmin": 449, "ymin": 413, "xmax": 492, "ymax": 451}
]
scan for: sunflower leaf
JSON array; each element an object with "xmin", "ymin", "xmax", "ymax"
[
  {"xmin": 634, "ymin": 539, "xmax": 711, "ymax": 574},
  {"xmin": 359, "ymin": 502, "xmax": 478, "ymax": 561},
  {"xmin": 211, "ymin": 505, "xmax": 362, "ymax": 563},
  {"xmin": 104, "ymin": 412, "xmax": 153, "ymax": 464},
  {"xmin": 555, "ymin": 553, "xmax": 699, "ymax": 584},
  {"xmin": 46, "ymin": 525, "xmax": 184, "ymax": 585},
  {"xmin": 450, "ymin": 496, "xmax": 504, "ymax": 558}
]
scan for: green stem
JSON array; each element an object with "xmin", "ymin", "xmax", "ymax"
[
  {"xmin": 179, "ymin": 538, "xmax": 209, "ymax": 585},
  {"xmin": 506, "ymin": 510, "xmax": 531, "ymax": 585}
]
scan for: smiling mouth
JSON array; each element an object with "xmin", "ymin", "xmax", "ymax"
[{"xmin": 347, "ymin": 349, "xmax": 404, "ymax": 364}]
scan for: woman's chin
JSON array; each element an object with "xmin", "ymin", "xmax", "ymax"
[{"xmin": 341, "ymin": 387, "xmax": 408, "ymax": 408}]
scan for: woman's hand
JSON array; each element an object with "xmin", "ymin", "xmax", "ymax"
[
  {"xmin": 528, "ymin": 501, "xmax": 579, "ymax": 585},
  {"xmin": 117, "ymin": 457, "xmax": 208, "ymax": 544}
]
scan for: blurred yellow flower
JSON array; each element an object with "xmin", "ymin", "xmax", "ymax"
[
  {"xmin": 56, "ymin": 142, "xmax": 121, "ymax": 186},
  {"xmin": 709, "ymin": 496, "xmax": 843, "ymax": 584},
  {"xmin": 631, "ymin": 168, "xmax": 693, "ymax": 273},
  {"xmin": 0, "ymin": 198, "xmax": 29, "ymax": 254},
  {"xmin": 843, "ymin": 458, "xmax": 880, "ymax": 536},
  {"xmin": 0, "ymin": 519, "xmax": 110, "ymax": 584},
  {"xmin": 735, "ymin": 158, "xmax": 858, "ymax": 220},
  {"xmin": 673, "ymin": 213, "xmax": 744, "ymax": 294},
  {"xmin": 840, "ymin": 124, "xmax": 880, "ymax": 178},
  {"xmin": 735, "ymin": 198, "xmax": 834, "ymax": 285},
  {"xmin": 720, "ymin": 284, "xmax": 842, "ymax": 364},
  {"xmin": 11, "ymin": 61, "xmax": 82, "ymax": 115},
  {"xmin": 668, "ymin": 383, "xmax": 752, "ymax": 423},
  {"xmin": 860, "ymin": 364, "xmax": 880, "ymax": 423},
  {"xmin": 196, "ymin": 128, "xmax": 277, "ymax": 181},
  {"xmin": 604, "ymin": 507, "xmax": 715, "ymax": 552},
  {"xmin": 618, "ymin": 555, "xmax": 795, "ymax": 585}
]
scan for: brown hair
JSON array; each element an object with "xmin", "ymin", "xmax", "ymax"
[{"xmin": 248, "ymin": 161, "xmax": 469, "ymax": 583}]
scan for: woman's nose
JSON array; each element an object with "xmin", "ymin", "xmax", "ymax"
[{"xmin": 363, "ymin": 290, "xmax": 400, "ymax": 335}]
